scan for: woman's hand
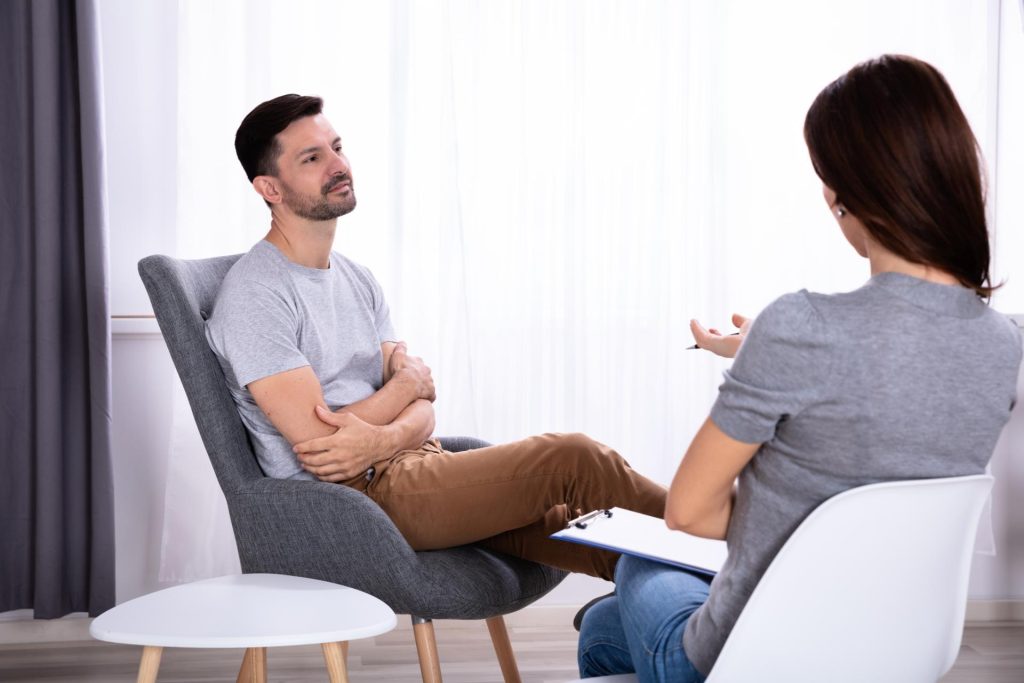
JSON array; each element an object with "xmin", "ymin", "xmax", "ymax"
[{"xmin": 689, "ymin": 313, "xmax": 751, "ymax": 358}]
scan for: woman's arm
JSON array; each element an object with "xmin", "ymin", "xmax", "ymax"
[{"xmin": 665, "ymin": 417, "xmax": 761, "ymax": 539}]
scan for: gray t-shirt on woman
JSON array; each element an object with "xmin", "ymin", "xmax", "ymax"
[
  {"xmin": 684, "ymin": 273, "xmax": 1022, "ymax": 676},
  {"xmin": 205, "ymin": 240, "xmax": 396, "ymax": 480}
]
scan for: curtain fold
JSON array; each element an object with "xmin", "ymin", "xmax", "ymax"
[{"xmin": 0, "ymin": 0, "xmax": 115, "ymax": 619}]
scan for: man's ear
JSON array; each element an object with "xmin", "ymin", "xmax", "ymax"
[{"xmin": 253, "ymin": 176, "xmax": 283, "ymax": 205}]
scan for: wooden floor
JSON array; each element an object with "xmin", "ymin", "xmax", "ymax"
[{"xmin": 0, "ymin": 609, "xmax": 1021, "ymax": 682}]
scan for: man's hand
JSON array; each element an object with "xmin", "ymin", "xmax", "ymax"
[
  {"xmin": 293, "ymin": 406, "xmax": 391, "ymax": 482},
  {"xmin": 689, "ymin": 313, "xmax": 751, "ymax": 359},
  {"xmin": 388, "ymin": 341, "xmax": 436, "ymax": 402}
]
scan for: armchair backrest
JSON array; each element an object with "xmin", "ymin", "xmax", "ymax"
[
  {"xmin": 138, "ymin": 254, "xmax": 264, "ymax": 492},
  {"xmin": 706, "ymin": 474, "xmax": 993, "ymax": 683}
]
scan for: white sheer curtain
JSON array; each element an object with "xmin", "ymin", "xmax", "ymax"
[{"xmin": 160, "ymin": 0, "xmax": 997, "ymax": 581}]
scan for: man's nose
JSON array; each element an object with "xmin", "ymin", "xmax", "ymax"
[{"xmin": 328, "ymin": 150, "xmax": 350, "ymax": 176}]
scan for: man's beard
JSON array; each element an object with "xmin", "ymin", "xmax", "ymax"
[{"xmin": 281, "ymin": 175, "xmax": 356, "ymax": 221}]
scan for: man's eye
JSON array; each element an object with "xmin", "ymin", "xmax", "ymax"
[
  {"xmin": 305, "ymin": 155, "xmax": 317, "ymax": 163},
  {"xmin": 334, "ymin": 147, "xmax": 343, "ymax": 154}
]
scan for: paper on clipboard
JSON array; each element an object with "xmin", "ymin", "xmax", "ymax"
[{"xmin": 550, "ymin": 507, "xmax": 728, "ymax": 577}]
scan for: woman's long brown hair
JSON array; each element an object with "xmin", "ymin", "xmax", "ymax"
[{"xmin": 804, "ymin": 55, "xmax": 996, "ymax": 298}]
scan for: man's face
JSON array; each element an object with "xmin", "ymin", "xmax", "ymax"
[{"xmin": 271, "ymin": 114, "xmax": 356, "ymax": 221}]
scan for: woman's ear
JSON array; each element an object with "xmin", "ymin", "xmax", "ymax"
[{"xmin": 838, "ymin": 212, "xmax": 871, "ymax": 258}]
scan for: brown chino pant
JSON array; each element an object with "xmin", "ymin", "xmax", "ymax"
[{"xmin": 352, "ymin": 432, "xmax": 668, "ymax": 581}]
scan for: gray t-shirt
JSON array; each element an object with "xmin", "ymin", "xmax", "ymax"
[
  {"xmin": 683, "ymin": 272, "xmax": 1022, "ymax": 676},
  {"xmin": 205, "ymin": 240, "xmax": 396, "ymax": 480}
]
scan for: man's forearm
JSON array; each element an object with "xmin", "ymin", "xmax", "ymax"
[
  {"xmin": 292, "ymin": 398, "xmax": 435, "ymax": 482},
  {"xmin": 376, "ymin": 399, "xmax": 435, "ymax": 460},
  {"xmin": 336, "ymin": 374, "xmax": 417, "ymax": 426}
]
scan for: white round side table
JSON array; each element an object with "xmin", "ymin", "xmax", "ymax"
[{"xmin": 89, "ymin": 573, "xmax": 397, "ymax": 683}]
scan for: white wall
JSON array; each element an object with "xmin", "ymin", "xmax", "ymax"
[
  {"xmin": 99, "ymin": 0, "xmax": 1024, "ymax": 610},
  {"xmin": 109, "ymin": 326, "xmax": 176, "ymax": 602}
]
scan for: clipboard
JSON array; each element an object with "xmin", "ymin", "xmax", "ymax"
[{"xmin": 550, "ymin": 507, "xmax": 728, "ymax": 577}]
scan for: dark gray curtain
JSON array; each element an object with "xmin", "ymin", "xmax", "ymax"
[{"xmin": 0, "ymin": 0, "xmax": 115, "ymax": 618}]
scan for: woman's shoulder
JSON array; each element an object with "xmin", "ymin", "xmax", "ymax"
[
  {"xmin": 774, "ymin": 283, "xmax": 1022, "ymax": 366},
  {"xmin": 755, "ymin": 290, "xmax": 827, "ymax": 334},
  {"xmin": 983, "ymin": 308, "xmax": 1023, "ymax": 340},
  {"xmin": 737, "ymin": 291, "xmax": 837, "ymax": 363},
  {"xmin": 775, "ymin": 280, "xmax": 900, "ymax": 331},
  {"xmin": 978, "ymin": 308, "xmax": 1024, "ymax": 365},
  {"xmin": 752, "ymin": 285, "xmax": 885, "ymax": 348}
]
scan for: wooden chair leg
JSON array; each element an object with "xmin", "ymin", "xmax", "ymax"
[
  {"xmin": 136, "ymin": 645, "xmax": 163, "ymax": 683},
  {"xmin": 486, "ymin": 615, "xmax": 522, "ymax": 683},
  {"xmin": 412, "ymin": 616, "xmax": 443, "ymax": 683},
  {"xmin": 322, "ymin": 641, "xmax": 350, "ymax": 683},
  {"xmin": 236, "ymin": 647, "xmax": 267, "ymax": 683}
]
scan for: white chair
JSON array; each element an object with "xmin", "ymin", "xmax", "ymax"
[{"xmin": 569, "ymin": 474, "xmax": 993, "ymax": 683}]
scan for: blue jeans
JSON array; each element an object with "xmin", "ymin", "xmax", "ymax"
[{"xmin": 577, "ymin": 555, "xmax": 711, "ymax": 683}]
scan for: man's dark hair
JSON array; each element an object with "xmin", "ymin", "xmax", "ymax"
[{"xmin": 235, "ymin": 94, "xmax": 324, "ymax": 182}]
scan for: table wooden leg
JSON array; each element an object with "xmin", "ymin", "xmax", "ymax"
[
  {"xmin": 486, "ymin": 616, "xmax": 522, "ymax": 683},
  {"xmin": 412, "ymin": 617, "xmax": 443, "ymax": 683},
  {"xmin": 136, "ymin": 645, "xmax": 162, "ymax": 683},
  {"xmin": 236, "ymin": 648, "xmax": 250, "ymax": 683},
  {"xmin": 322, "ymin": 641, "xmax": 350, "ymax": 683},
  {"xmin": 236, "ymin": 647, "xmax": 267, "ymax": 683}
]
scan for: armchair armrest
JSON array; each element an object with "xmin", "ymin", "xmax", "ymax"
[{"xmin": 225, "ymin": 436, "xmax": 564, "ymax": 618}]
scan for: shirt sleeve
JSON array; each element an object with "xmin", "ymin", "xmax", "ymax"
[
  {"xmin": 710, "ymin": 291, "xmax": 834, "ymax": 444},
  {"xmin": 206, "ymin": 280, "xmax": 310, "ymax": 389},
  {"xmin": 361, "ymin": 264, "xmax": 396, "ymax": 342}
]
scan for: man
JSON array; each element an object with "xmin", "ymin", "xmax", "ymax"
[{"xmin": 206, "ymin": 94, "xmax": 666, "ymax": 580}]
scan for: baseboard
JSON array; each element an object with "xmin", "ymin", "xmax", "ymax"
[
  {"xmin": 0, "ymin": 612, "xmax": 92, "ymax": 645},
  {"xmin": 1, "ymin": 600, "xmax": 1020, "ymax": 646},
  {"xmin": 965, "ymin": 599, "xmax": 1024, "ymax": 622}
]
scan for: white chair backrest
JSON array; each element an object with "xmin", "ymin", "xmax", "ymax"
[{"xmin": 705, "ymin": 474, "xmax": 993, "ymax": 683}]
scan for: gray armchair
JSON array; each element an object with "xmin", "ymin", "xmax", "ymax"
[{"xmin": 138, "ymin": 254, "xmax": 566, "ymax": 682}]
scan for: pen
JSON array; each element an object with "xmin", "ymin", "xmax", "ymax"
[
  {"xmin": 566, "ymin": 509, "xmax": 614, "ymax": 529},
  {"xmin": 686, "ymin": 332, "xmax": 740, "ymax": 350}
]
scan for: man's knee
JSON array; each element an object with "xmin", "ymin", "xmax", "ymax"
[{"xmin": 554, "ymin": 432, "xmax": 622, "ymax": 468}]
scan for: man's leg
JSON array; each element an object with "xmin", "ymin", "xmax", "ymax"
[
  {"xmin": 365, "ymin": 433, "xmax": 666, "ymax": 578},
  {"xmin": 477, "ymin": 503, "xmax": 622, "ymax": 579}
]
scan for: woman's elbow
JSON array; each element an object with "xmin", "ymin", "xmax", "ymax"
[
  {"xmin": 664, "ymin": 501, "xmax": 697, "ymax": 533},
  {"xmin": 664, "ymin": 497, "xmax": 730, "ymax": 539}
]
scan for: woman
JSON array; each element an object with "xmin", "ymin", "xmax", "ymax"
[{"xmin": 576, "ymin": 54, "xmax": 1021, "ymax": 682}]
